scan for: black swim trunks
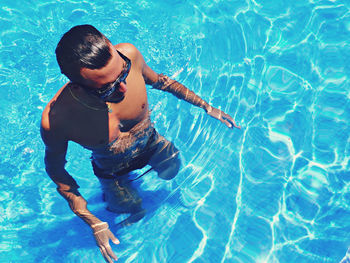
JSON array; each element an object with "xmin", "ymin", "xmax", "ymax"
[{"xmin": 91, "ymin": 117, "xmax": 179, "ymax": 179}]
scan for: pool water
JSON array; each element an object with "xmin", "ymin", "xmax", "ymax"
[{"xmin": 0, "ymin": 0, "xmax": 349, "ymax": 262}]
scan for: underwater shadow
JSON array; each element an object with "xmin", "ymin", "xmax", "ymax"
[
  {"xmin": 110, "ymin": 172, "xmax": 188, "ymax": 231},
  {"xmin": 19, "ymin": 174, "xmax": 186, "ymax": 262}
]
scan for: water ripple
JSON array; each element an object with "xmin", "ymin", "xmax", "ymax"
[{"xmin": 0, "ymin": 0, "xmax": 349, "ymax": 262}]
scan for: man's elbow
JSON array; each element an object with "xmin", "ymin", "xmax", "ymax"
[{"xmin": 44, "ymin": 151, "xmax": 66, "ymax": 172}]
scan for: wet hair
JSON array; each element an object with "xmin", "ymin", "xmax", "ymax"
[{"xmin": 55, "ymin": 24, "xmax": 112, "ymax": 82}]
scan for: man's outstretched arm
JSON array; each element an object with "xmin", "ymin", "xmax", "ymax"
[
  {"xmin": 151, "ymin": 74, "xmax": 240, "ymax": 129},
  {"xmin": 139, "ymin": 50, "xmax": 240, "ymax": 129}
]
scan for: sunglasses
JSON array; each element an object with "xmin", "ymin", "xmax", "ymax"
[{"xmin": 88, "ymin": 50, "xmax": 131, "ymax": 100}]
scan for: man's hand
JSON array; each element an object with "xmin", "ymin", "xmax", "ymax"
[
  {"xmin": 92, "ymin": 222, "xmax": 120, "ymax": 262},
  {"xmin": 206, "ymin": 106, "xmax": 241, "ymax": 129}
]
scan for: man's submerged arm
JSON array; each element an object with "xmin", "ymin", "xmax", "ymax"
[
  {"xmin": 41, "ymin": 126, "xmax": 119, "ymax": 262},
  {"xmin": 42, "ymin": 129, "xmax": 103, "ymax": 226}
]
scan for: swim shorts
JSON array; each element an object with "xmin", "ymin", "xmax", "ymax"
[{"xmin": 91, "ymin": 122, "xmax": 180, "ymax": 179}]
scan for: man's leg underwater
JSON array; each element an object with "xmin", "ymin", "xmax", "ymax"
[
  {"xmin": 97, "ymin": 176, "xmax": 146, "ymax": 227},
  {"xmin": 148, "ymin": 135, "xmax": 181, "ymax": 180},
  {"xmin": 92, "ymin": 161, "xmax": 145, "ymax": 224},
  {"xmin": 97, "ymin": 176, "xmax": 142, "ymax": 213}
]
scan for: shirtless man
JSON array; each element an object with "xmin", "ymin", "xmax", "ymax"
[{"xmin": 41, "ymin": 24, "xmax": 240, "ymax": 262}]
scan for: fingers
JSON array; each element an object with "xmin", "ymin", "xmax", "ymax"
[
  {"xmin": 207, "ymin": 107, "xmax": 241, "ymax": 129},
  {"xmin": 100, "ymin": 246, "xmax": 114, "ymax": 263},
  {"xmin": 105, "ymin": 244, "xmax": 118, "ymax": 261},
  {"xmin": 95, "ymin": 229, "xmax": 119, "ymax": 263},
  {"xmin": 100, "ymin": 244, "xmax": 118, "ymax": 262},
  {"xmin": 218, "ymin": 116, "xmax": 229, "ymax": 127},
  {"xmin": 109, "ymin": 231, "xmax": 120, "ymax": 245},
  {"xmin": 222, "ymin": 113, "xmax": 241, "ymax": 129},
  {"xmin": 112, "ymin": 238, "xmax": 120, "ymax": 245},
  {"xmin": 222, "ymin": 118, "xmax": 233, "ymax": 128}
]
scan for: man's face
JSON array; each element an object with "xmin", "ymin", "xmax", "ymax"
[{"xmin": 79, "ymin": 43, "xmax": 129, "ymax": 102}]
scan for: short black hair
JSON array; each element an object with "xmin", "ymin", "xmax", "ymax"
[{"xmin": 55, "ymin": 24, "xmax": 112, "ymax": 82}]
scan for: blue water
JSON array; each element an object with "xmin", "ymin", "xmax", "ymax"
[{"xmin": 0, "ymin": 0, "xmax": 349, "ymax": 262}]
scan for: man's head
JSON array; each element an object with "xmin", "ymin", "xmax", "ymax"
[
  {"xmin": 55, "ymin": 25, "xmax": 130, "ymax": 102},
  {"xmin": 55, "ymin": 24, "xmax": 112, "ymax": 83}
]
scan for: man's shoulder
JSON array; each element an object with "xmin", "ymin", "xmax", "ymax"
[
  {"xmin": 114, "ymin": 43, "xmax": 143, "ymax": 68},
  {"xmin": 41, "ymin": 82, "xmax": 70, "ymax": 132},
  {"xmin": 114, "ymin": 43, "xmax": 137, "ymax": 56}
]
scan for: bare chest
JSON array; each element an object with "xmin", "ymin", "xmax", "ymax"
[{"xmin": 67, "ymin": 78, "xmax": 149, "ymax": 149}]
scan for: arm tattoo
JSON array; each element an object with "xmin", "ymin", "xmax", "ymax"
[{"xmin": 152, "ymin": 74, "xmax": 210, "ymax": 111}]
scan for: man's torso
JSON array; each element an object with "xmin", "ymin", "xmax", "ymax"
[{"xmin": 42, "ymin": 44, "xmax": 149, "ymax": 150}]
